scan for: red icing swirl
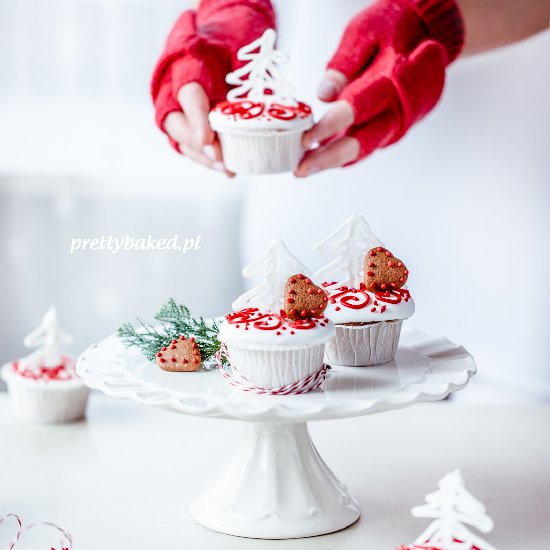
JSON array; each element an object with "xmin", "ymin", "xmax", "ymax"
[
  {"xmin": 214, "ymin": 101, "xmax": 311, "ymax": 121},
  {"xmin": 226, "ymin": 308, "xmax": 326, "ymax": 333},
  {"xmin": 11, "ymin": 357, "xmax": 76, "ymax": 381},
  {"xmin": 323, "ymin": 283, "xmax": 411, "ymax": 310}
]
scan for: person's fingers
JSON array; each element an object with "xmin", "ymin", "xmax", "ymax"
[
  {"xmin": 317, "ymin": 69, "xmax": 349, "ymax": 102},
  {"xmin": 294, "ymin": 136, "xmax": 360, "ymax": 178},
  {"xmin": 179, "ymin": 143, "xmax": 226, "ymax": 173},
  {"xmin": 202, "ymin": 139, "xmax": 236, "ymax": 178},
  {"xmin": 347, "ymin": 112, "xmax": 397, "ymax": 158},
  {"xmin": 179, "ymin": 143, "xmax": 235, "ymax": 178},
  {"xmin": 302, "ymin": 100, "xmax": 354, "ymax": 150},
  {"xmin": 177, "ymin": 82, "xmax": 215, "ymax": 149},
  {"xmin": 164, "ymin": 112, "xmax": 195, "ymax": 149}
]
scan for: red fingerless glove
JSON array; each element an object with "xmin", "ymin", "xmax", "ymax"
[
  {"xmin": 151, "ymin": 0, "xmax": 276, "ymax": 145},
  {"xmin": 328, "ymin": 0, "xmax": 464, "ymax": 161}
]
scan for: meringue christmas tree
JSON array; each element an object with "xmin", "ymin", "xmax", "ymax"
[
  {"xmin": 232, "ymin": 239, "xmax": 310, "ymax": 312},
  {"xmin": 226, "ymin": 28, "xmax": 295, "ymax": 104},
  {"xmin": 20, "ymin": 306, "xmax": 73, "ymax": 369},
  {"xmin": 313, "ymin": 213, "xmax": 383, "ymax": 288},
  {"xmin": 408, "ymin": 470, "xmax": 496, "ymax": 550}
]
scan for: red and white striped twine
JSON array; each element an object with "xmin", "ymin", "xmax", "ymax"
[
  {"xmin": 0, "ymin": 514, "xmax": 72, "ymax": 550},
  {"xmin": 216, "ymin": 344, "xmax": 331, "ymax": 396}
]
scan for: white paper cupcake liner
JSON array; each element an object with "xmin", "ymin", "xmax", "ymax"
[
  {"xmin": 224, "ymin": 343, "xmax": 326, "ymax": 389},
  {"xmin": 324, "ymin": 320, "xmax": 403, "ymax": 367},
  {"xmin": 218, "ymin": 129, "xmax": 306, "ymax": 174},
  {"xmin": 1, "ymin": 365, "xmax": 90, "ymax": 423}
]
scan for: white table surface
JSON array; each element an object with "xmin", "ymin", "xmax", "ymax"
[{"xmin": 1, "ymin": 392, "xmax": 549, "ymax": 549}]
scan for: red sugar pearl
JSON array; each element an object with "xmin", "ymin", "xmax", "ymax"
[
  {"xmin": 404, "ymin": 269, "xmax": 409, "ymax": 275},
  {"xmin": 170, "ymin": 357, "xmax": 176, "ymax": 363},
  {"xmin": 369, "ymin": 250, "xmax": 376, "ymax": 257},
  {"xmin": 287, "ymin": 297, "xmax": 294, "ymax": 303},
  {"xmin": 298, "ymin": 274, "xmax": 304, "ymax": 279},
  {"xmin": 307, "ymin": 288, "xmax": 314, "ymax": 295},
  {"xmin": 290, "ymin": 278, "xmax": 296, "ymax": 283},
  {"xmin": 160, "ymin": 358, "xmax": 166, "ymax": 363},
  {"xmin": 381, "ymin": 305, "xmax": 387, "ymax": 313},
  {"xmin": 172, "ymin": 339, "xmax": 177, "ymax": 344},
  {"xmin": 371, "ymin": 307, "xmax": 376, "ymax": 312},
  {"xmin": 290, "ymin": 331, "xmax": 295, "ymax": 335},
  {"xmin": 397, "ymin": 261, "xmax": 403, "ymax": 267},
  {"xmin": 335, "ymin": 306, "xmax": 341, "ymax": 311},
  {"xmin": 180, "ymin": 335, "xmax": 185, "ymax": 340},
  {"xmin": 301, "ymin": 310, "xmax": 306, "ymax": 316},
  {"xmin": 170, "ymin": 345, "xmax": 176, "ymax": 349},
  {"xmin": 156, "ymin": 352, "xmax": 162, "ymax": 357},
  {"xmin": 161, "ymin": 346, "xmax": 167, "ymax": 351},
  {"xmin": 367, "ymin": 271, "xmax": 374, "ymax": 276},
  {"xmin": 182, "ymin": 358, "xmax": 188, "ymax": 364},
  {"xmin": 377, "ymin": 247, "xmax": 383, "ymax": 252},
  {"xmin": 305, "ymin": 278, "xmax": 311, "ymax": 284},
  {"xmin": 381, "ymin": 283, "xmax": 387, "ymax": 290},
  {"xmin": 385, "ymin": 251, "xmax": 391, "ymax": 257},
  {"xmin": 388, "ymin": 260, "xmax": 394, "ymax": 267}
]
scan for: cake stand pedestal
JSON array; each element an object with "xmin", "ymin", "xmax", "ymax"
[{"xmin": 76, "ymin": 327, "xmax": 475, "ymax": 540}]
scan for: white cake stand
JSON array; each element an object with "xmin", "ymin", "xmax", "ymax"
[{"xmin": 76, "ymin": 326, "xmax": 475, "ymax": 540}]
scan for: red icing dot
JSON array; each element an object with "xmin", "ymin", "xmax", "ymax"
[
  {"xmin": 160, "ymin": 358, "xmax": 166, "ymax": 363},
  {"xmin": 367, "ymin": 271, "xmax": 374, "ymax": 277},
  {"xmin": 371, "ymin": 307, "xmax": 376, "ymax": 312},
  {"xmin": 388, "ymin": 260, "xmax": 394, "ymax": 267},
  {"xmin": 335, "ymin": 306, "xmax": 341, "ymax": 311},
  {"xmin": 180, "ymin": 335, "xmax": 185, "ymax": 340},
  {"xmin": 171, "ymin": 357, "xmax": 176, "ymax": 363},
  {"xmin": 404, "ymin": 269, "xmax": 409, "ymax": 275},
  {"xmin": 307, "ymin": 288, "xmax": 314, "ymax": 295},
  {"xmin": 381, "ymin": 283, "xmax": 387, "ymax": 290},
  {"xmin": 385, "ymin": 251, "xmax": 391, "ymax": 257},
  {"xmin": 170, "ymin": 345, "xmax": 176, "ymax": 349},
  {"xmin": 369, "ymin": 250, "xmax": 376, "ymax": 257},
  {"xmin": 381, "ymin": 305, "xmax": 387, "ymax": 313},
  {"xmin": 398, "ymin": 261, "xmax": 403, "ymax": 267},
  {"xmin": 287, "ymin": 297, "xmax": 294, "ymax": 303},
  {"xmin": 161, "ymin": 347, "xmax": 167, "ymax": 351},
  {"xmin": 156, "ymin": 352, "xmax": 162, "ymax": 357},
  {"xmin": 290, "ymin": 331, "xmax": 295, "ymax": 335},
  {"xmin": 182, "ymin": 358, "xmax": 188, "ymax": 364},
  {"xmin": 276, "ymin": 331, "xmax": 281, "ymax": 335}
]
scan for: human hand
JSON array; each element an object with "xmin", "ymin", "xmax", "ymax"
[
  {"xmin": 151, "ymin": 0, "xmax": 275, "ymax": 175},
  {"xmin": 295, "ymin": 0, "xmax": 464, "ymax": 178}
]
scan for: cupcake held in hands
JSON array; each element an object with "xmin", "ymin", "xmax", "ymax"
[
  {"xmin": 314, "ymin": 214, "xmax": 415, "ymax": 367},
  {"xmin": 208, "ymin": 29, "xmax": 313, "ymax": 175},
  {"xmin": 218, "ymin": 239, "xmax": 334, "ymax": 394},
  {"xmin": 1, "ymin": 306, "xmax": 90, "ymax": 423}
]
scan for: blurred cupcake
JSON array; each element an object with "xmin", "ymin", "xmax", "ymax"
[
  {"xmin": 208, "ymin": 29, "xmax": 313, "ymax": 174},
  {"xmin": 218, "ymin": 239, "xmax": 334, "ymax": 392},
  {"xmin": 313, "ymin": 214, "xmax": 415, "ymax": 367},
  {"xmin": 1, "ymin": 306, "xmax": 89, "ymax": 423}
]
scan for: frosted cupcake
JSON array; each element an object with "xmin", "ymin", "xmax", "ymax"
[
  {"xmin": 314, "ymin": 214, "xmax": 415, "ymax": 367},
  {"xmin": 218, "ymin": 239, "xmax": 334, "ymax": 392},
  {"xmin": 208, "ymin": 29, "xmax": 313, "ymax": 175},
  {"xmin": 1, "ymin": 307, "xmax": 89, "ymax": 423}
]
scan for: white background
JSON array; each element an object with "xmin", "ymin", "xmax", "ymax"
[{"xmin": 0, "ymin": 0, "xmax": 549, "ymax": 402}]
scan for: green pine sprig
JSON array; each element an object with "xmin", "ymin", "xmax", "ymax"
[{"xmin": 117, "ymin": 299, "xmax": 222, "ymax": 363}]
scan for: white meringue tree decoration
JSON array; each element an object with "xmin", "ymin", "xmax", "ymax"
[
  {"xmin": 226, "ymin": 28, "xmax": 296, "ymax": 104},
  {"xmin": 232, "ymin": 239, "xmax": 310, "ymax": 313},
  {"xmin": 19, "ymin": 305, "xmax": 73, "ymax": 369},
  {"xmin": 313, "ymin": 213, "xmax": 383, "ymax": 288},
  {"xmin": 410, "ymin": 470, "xmax": 496, "ymax": 550}
]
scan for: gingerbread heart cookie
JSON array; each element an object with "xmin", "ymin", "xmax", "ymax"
[
  {"xmin": 156, "ymin": 335, "xmax": 202, "ymax": 372},
  {"xmin": 364, "ymin": 247, "xmax": 409, "ymax": 292},
  {"xmin": 284, "ymin": 273, "xmax": 328, "ymax": 320}
]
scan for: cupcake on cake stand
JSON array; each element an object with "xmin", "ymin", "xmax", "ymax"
[{"xmin": 76, "ymin": 238, "xmax": 476, "ymax": 540}]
